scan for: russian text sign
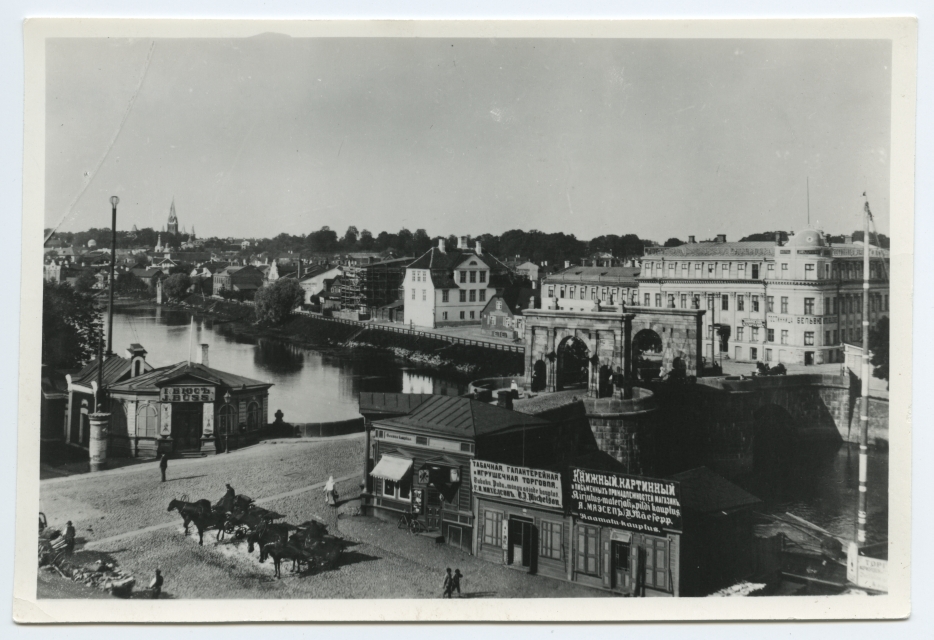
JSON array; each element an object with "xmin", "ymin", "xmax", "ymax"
[
  {"xmin": 159, "ymin": 385, "xmax": 215, "ymax": 403},
  {"xmin": 570, "ymin": 468, "xmax": 682, "ymax": 534},
  {"xmin": 470, "ymin": 460, "xmax": 563, "ymax": 508}
]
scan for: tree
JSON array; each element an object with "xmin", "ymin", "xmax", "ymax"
[
  {"xmin": 663, "ymin": 238, "xmax": 685, "ymax": 247},
  {"xmin": 42, "ymin": 281, "xmax": 104, "ymax": 369},
  {"xmin": 307, "ymin": 226, "xmax": 338, "ymax": 253},
  {"xmin": 114, "ymin": 271, "xmax": 148, "ymax": 295},
  {"xmin": 254, "ymin": 278, "xmax": 305, "ymax": 325},
  {"xmin": 342, "ymin": 226, "xmax": 359, "ymax": 248},
  {"xmin": 74, "ymin": 269, "xmax": 97, "ymax": 293},
  {"xmin": 868, "ymin": 316, "xmax": 889, "ymax": 381},
  {"xmin": 162, "ymin": 273, "xmax": 192, "ymax": 301},
  {"xmin": 358, "ymin": 229, "xmax": 374, "ymax": 251}
]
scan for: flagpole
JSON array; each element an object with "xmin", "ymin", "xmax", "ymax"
[
  {"xmin": 857, "ymin": 194, "xmax": 872, "ymax": 546},
  {"xmin": 188, "ymin": 316, "xmax": 194, "ymax": 365}
]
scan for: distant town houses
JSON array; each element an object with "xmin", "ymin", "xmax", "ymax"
[
  {"xmin": 541, "ymin": 265, "xmax": 641, "ymax": 312},
  {"xmin": 480, "ymin": 288, "xmax": 537, "ymax": 341},
  {"xmin": 213, "ymin": 264, "xmax": 265, "ymax": 298},
  {"xmin": 299, "ymin": 264, "xmax": 342, "ymax": 305}
]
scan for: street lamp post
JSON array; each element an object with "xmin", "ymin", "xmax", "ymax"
[
  {"xmin": 106, "ymin": 196, "xmax": 119, "ymax": 356},
  {"xmin": 224, "ymin": 390, "xmax": 232, "ymax": 454}
]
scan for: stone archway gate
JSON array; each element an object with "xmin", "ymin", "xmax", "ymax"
[{"xmin": 523, "ymin": 307, "xmax": 705, "ymax": 393}]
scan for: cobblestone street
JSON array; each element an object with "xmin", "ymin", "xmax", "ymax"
[{"xmin": 39, "ymin": 435, "xmax": 605, "ymax": 599}]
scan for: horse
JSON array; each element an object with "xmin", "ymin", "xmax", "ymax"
[
  {"xmin": 167, "ymin": 499, "xmax": 212, "ymax": 535},
  {"xmin": 247, "ymin": 522, "xmax": 294, "ymax": 562},
  {"xmin": 261, "ymin": 541, "xmax": 309, "ymax": 579},
  {"xmin": 187, "ymin": 506, "xmax": 229, "ymax": 546}
]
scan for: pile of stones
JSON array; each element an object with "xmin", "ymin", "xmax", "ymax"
[{"xmin": 43, "ymin": 558, "xmax": 137, "ymax": 598}]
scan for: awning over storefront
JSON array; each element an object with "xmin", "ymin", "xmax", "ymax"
[{"xmin": 370, "ymin": 455, "xmax": 413, "ymax": 482}]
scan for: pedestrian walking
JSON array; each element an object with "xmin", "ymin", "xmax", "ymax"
[
  {"xmin": 324, "ymin": 475, "xmax": 337, "ymax": 507},
  {"xmin": 442, "ymin": 567, "xmax": 454, "ymax": 598},
  {"xmin": 159, "ymin": 453, "xmax": 169, "ymax": 482},
  {"xmin": 149, "ymin": 569, "xmax": 164, "ymax": 599},
  {"xmin": 63, "ymin": 520, "xmax": 76, "ymax": 556},
  {"xmin": 453, "ymin": 568, "xmax": 463, "ymax": 597}
]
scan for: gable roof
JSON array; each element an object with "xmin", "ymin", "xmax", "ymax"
[
  {"xmin": 107, "ymin": 361, "xmax": 272, "ymax": 394},
  {"xmin": 670, "ymin": 466, "xmax": 761, "ymax": 513},
  {"xmin": 72, "ymin": 355, "xmax": 134, "ymax": 388},
  {"xmin": 375, "ymin": 395, "xmax": 552, "ymax": 439}
]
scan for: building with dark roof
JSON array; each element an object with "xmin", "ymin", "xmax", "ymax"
[
  {"xmin": 403, "ymin": 236, "xmax": 517, "ymax": 328},
  {"xmin": 479, "ymin": 288, "xmax": 538, "ymax": 340},
  {"xmin": 213, "ymin": 265, "xmax": 265, "ymax": 297},
  {"xmin": 639, "ymin": 229, "xmax": 890, "ymax": 366},
  {"xmin": 542, "ymin": 265, "xmax": 641, "ymax": 312},
  {"xmin": 362, "ymin": 394, "xmax": 561, "ymax": 553},
  {"xmin": 106, "ymin": 344, "xmax": 272, "ymax": 457}
]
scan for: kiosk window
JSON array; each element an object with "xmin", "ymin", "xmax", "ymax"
[
  {"xmin": 540, "ymin": 521, "xmax": 563, "ymax": 560},
  {"xmin": 644, "ymin": 537, "xmax": 670, "ymax": 591},
  {"xmin": 137, "ymin": 403, "xmax": 159, "ymax": 438},
  {"xmin": 576, "ymin": 525, "xmax": 600, "ymax": 575},
  {"xmin": 482, "ymin": 510, "xmax": 503, "ymax": 547}
]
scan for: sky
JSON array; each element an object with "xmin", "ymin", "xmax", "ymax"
[{"xmin": 45, "ymin": 36, "xmax": 892, "ymax": 241}]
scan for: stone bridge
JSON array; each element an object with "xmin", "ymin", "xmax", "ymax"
[{"xmin": 522, "ymin": 307, "xmax": 705, "ymax": 394}]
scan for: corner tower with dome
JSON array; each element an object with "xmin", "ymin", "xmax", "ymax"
[{"xmin": 637, "ymin": 227, "xmax": 889, "ymax": 367}]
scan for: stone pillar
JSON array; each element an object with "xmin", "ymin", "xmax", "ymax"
[
  {"xmin": 546, "ymin": 329, "xmax": 557, "ymax": 392},
  {"xmin": 156, "ymin": 279, "xmax": 163, "ymax": 305},
  {"xmin": 201, "ymin": 401, "xmax": 216, "ymax": 455},
  {"xmin": 158, "ymin": 402, "xmax": 173, "ymax": 455},
  {"xmin": 88, "ymin": 412, "xmax": 110, "ymax": 472}
]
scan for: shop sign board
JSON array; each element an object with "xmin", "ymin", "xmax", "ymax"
[
  {"xmin": 470, "ymin": 460, "xmax": 563, "ymax": 508},
  {"xmin": 847, "ymin": 542, "xmax": 888, "ymax": 592},
  {"xmin": 411, "ymin": 488, "xmax": 424, "ymax": 515},
  {"xmin": 570, "ymin": 468, "xmax": 682, "ymax": 535},
  {"xmin": 160, "ymin": 385, "xmax": 215, "ymax": 403}
]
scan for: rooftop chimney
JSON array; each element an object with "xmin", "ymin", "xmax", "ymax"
[
  {"xmin": 476, "ymin": 240, "xmax": 482, "ymax": 255},
  {"xmin": 438, "ymin": 238, "xmax": 446, "ymax": 253},
  {"xmin": 199, "ymin": 344, "xmax": 209, "ymax": 367},
  {"xmin": 688, "ymin": 235, "xmax": 696, "ymax": 244},
  {"xmin": 844, "ymin": 234, "xmax": 853, "ymax": 245},
  {"xmin": 716, "ymin": 234, "xmax": 727, "ymax": 243},
  {"xmin": 775, "ymin": 231, "xmax": 782, "ymax": 245},
  {"xmin": 458, "ymin": 236, "xmax": 468, "ymax": 250},
  {"xmin": 564, "ymin": 260, "xmax": 571, "ymax": 269}
]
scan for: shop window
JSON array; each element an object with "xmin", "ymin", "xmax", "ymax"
[
  {"xmin": 382, "ymin": 478, "xmax": 411, "ymax": 502},
  {"xmin": 217, "ymin": 404, "xmax": 236, "ymax": 436},
  {"xmin": 644, "ymin": 537, "xmax": 670, "ymax": 591},
  {"xmin": 576, "ymin": 525, "xmax": 600, "ymax": 576},
  {"xmin": 483, "ymin": 510, "xmax": 503, "ymax": 547},
  {"xmin": 540, "ymin": 521, "xmax": 563, "ymax": 560},
  {"xmin": 246, "ymin": 402, "xmax": 261, "ymax": 431},
  {"xmin": 137, "ymin": 403, "xmax": 159, "ymax": 438}
]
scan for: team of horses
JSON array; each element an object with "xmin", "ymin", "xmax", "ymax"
[{"xmin": 168, "ymin": 488, "xmax": 345, "ymax": 578}]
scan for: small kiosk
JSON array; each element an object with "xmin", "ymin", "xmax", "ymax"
[{"xmin": 106, "ymin": 347, "xmax": 272, "ymax": 458}]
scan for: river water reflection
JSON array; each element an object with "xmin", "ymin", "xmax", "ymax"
[{"xmin": 110, "ymin": 306, "xmax": 466, "ymax": 423}]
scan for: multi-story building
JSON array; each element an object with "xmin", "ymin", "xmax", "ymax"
[
  {"xmin": 402, "ymin": 237, "xmax": 514, "ymax": 328},
  {"xmin": 637, "ymin": 229, "xmax": 889, "ymax": 366},
  {"xmin": 340, "ymin": 257, "xmax": 412, "ymax": 314},
  {"xmin": 541, "ymin": 266, "xmax": 641, "ymax": 313}
]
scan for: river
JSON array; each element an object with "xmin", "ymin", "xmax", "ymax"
[
  {"xmin": 109, "ymin": 305, "xmax": 887, "ymax": 545},
  {"xmin": 109, "ymin": 306, "xmax": 467, "ymax": 424}
]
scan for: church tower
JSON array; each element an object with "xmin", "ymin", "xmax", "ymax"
[{"xmin": 167, "ymin": 199, "xmax": 179, "ymax": 234}]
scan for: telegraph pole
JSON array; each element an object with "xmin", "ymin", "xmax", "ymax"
[
  {"xmin": 106, "ymin": 196, "xmax": 120, "ymax": 356},
  {"xmin": 857, "ymin": 194, "xmax": 872, "ymax": 546}
]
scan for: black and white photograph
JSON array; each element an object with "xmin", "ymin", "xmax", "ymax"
[{"xmin": 13, "ymin": 18, "xmax": 915, "ymax": 623}]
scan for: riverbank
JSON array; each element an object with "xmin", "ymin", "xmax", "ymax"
[{"xmin": 120, "ymin": 296, "xmax": 524, "ymax": 378}]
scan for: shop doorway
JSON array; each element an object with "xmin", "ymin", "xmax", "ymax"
[
  {"xmin": 171, "ymin": 402, "xmax": 203, "ymax": 451},
  {"xmin": 611, "ymin": 540, "xmax": 634, "ymax": 591},
  {"xmin": 507, "ymin": 516, "xmax": 536, "ymax": 570},
  {"xmin": 425, "ymin": 486, "xmax": 442, "ymax": 531},
  {"xmin": 804, "ymin": 351, "xmax": 814, "ymax": 365}
]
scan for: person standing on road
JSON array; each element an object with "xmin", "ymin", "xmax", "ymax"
[
  {"xmin": 159, "ymin": 454, "xmax": 169, "ymax": 483},
  {"xmin": 453, "ymin": 569, "xmax": 463, "ymax": 597},
  {"xmin": 324, "ymin": 476, "xmax": 337, "ymax": 507},
  {"xmin": 442, "ymin": 567, "xmax": 454, "ymax": 598},
  {"xmin": 63, "ymin": 520, "xmax": 76, "ymax": 556},
  {"xmin": 149, "ymin": 569, "xmax": 163, "ymax": 599}
]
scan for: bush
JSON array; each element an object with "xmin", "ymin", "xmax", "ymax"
[
  {"xmin": 162, "ymin": 273, "xmax": 192, "ymax": 301},
  {"xmin": 254, "ymin": 278, "xmax": 305, "ymax": 325}
]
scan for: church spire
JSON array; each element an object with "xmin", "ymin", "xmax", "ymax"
[{"xmin": 167, "ymin": 198, "xmax": 179, "ymax": 234}]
